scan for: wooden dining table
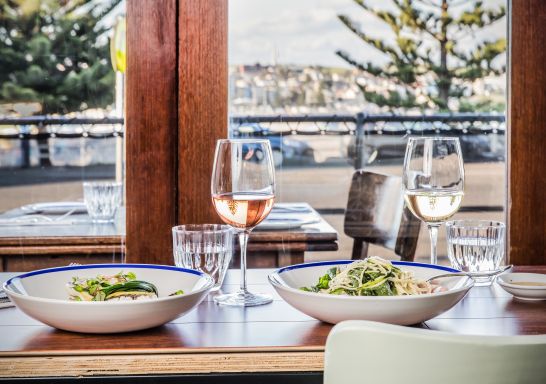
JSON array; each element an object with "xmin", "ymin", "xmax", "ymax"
[
  {"xmin": 1, "ymin": 265, "xmax": 546, "ymax": 382},
  {"xmin": 0, "ymin": 203, "xmax": 338, "ymax": 271}
]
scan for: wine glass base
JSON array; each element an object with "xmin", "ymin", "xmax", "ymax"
[{"xmin": 213, "ymin": 290, "xmax": 272, "ymax": 307}]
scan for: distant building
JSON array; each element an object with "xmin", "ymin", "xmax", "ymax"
[{"xmin": 228, "ymin": 63, "xmax": 504, "ymax": 115}]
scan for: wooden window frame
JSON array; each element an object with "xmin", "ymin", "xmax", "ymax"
[
  {"xmin": 126, "ymin": 0, "xmax": 546, "ymax": 265},
  {"xmin": 126, "ymin": 0, "xmax": 227, "ymax": 264},
  {"xmin": 507, "ymin": 0, "xmax": 546, "ymax": 265}
]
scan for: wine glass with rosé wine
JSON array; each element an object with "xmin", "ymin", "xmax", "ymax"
[{"xmin": 211, "ymin": 139, "xmax": 276, "ymax": 306}]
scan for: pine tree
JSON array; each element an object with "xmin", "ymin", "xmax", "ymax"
[
  {"xmin": 336, "ymin": 0, "xmax": 506, "ymax": 111},
  {"xmin": 0, "ymin": 0, "xmax": 122, "ymax": 114}
]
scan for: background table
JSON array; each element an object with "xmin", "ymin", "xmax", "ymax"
[
  {"xmin": 0, "ymin": 203, "xmax": 338, "ymax": 271},
  {"xmin": 1, "ymin": 266, "xmax": 546, "ymax": 382}
]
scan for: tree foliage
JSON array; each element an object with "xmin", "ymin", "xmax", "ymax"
[
  {"xmin": 0, "ymin": 0, "xmax": 121, "ymax": 114},
  {"xmin": 336, "ymin": 0, "xmax": 506, "ymax": 111}
]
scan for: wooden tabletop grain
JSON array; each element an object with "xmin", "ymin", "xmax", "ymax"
[{"xmin": 1, "ymin": 266, "xmax": 545, "ymax": 379}]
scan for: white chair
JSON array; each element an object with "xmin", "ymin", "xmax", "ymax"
[{"xmin": 324, "ymin": 320, "xmax": 546, "ymax": 384}]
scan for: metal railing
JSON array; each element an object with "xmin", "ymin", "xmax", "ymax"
[
  {"xmin": 0, "ymin": 113, "xmax": 505, "ymax": 138},
  {"xmin": 0, "ymin": 112, "xmax": 505, "ymax": 167},
  {"xmin": 228, "ymin": 113, "xmax": 506, "ymax": 129},
  {"xmin": 230, "ymin": 113, "xmax": 505, "ymax": 169},
  {"xmin": 0, "ymin": 116, "xmax": 123, "ymax": 167},
  {"xmin": 0, "ymin": 116, "xmax": 124, "ymax": 140},
  {"xmin": 0, "ymin": 111, "xmax": 505, "ymax": 148}
]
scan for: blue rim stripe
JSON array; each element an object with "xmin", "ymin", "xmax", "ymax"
[
  {"xmin": 275, "ymin": 260, "xmax": 459, "ymax": 275},
  {"xmin": 393, "ymin": 261, "xmax": 459, "ymax": 272},
  {"xmin": 5, "ymin": 264, "xmax": 204, "ymax": 288}
]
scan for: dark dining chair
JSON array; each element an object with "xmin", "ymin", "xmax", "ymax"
[{"xmin": 343, "ymin": 170, "xmax": 421, "ymax": 261}]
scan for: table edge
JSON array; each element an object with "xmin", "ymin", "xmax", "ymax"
[
  {"xmin": 0, "ymin": 345, "xmax": 325, "ymax": 358},
  {"xmin": 0, "ymin": 349, "xmax": 325, "ymax": 378}
]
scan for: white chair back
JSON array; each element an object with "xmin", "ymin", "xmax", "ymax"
[{"xmin": 324, "ymin": 320, "xmax": 546, "ymax": 384}]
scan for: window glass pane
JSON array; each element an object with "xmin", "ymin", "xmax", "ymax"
[
  {"xmin": 229, "ymin": 0, "xmax": 507, "ymax": 265},
  {"xmin": 0, "ymin": 0, "xmax": 126, "ymax": 270}
]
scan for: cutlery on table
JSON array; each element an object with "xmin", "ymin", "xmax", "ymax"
[
  {"xmin": 272, "ymin": 205, "xmax": 311, "ymax": 213},
  {"xmin": 0, "ymin": 289, "xmax": 14, "ymax": 309},
  {"xmin": 426, "ymin": 265, "xmax": 513, "ymax": 283},
  {"xmin": 0, "ymin": 208, "xmax": 80, "ymax": 226}
]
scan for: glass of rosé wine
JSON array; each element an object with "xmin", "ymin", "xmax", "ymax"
[{"xmin": 211, "ymin": 139, "xmax": 275, "ymax": 306}]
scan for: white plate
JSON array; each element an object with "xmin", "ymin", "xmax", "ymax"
[
  {"xmin": 20, "ymin": 201, "xmax": 87, "ymax": 214},
  {"xmin": 3, "ymin": 264, "xmax": 214, "ymax": 333},
  {"xmin": 269, "ymin": 260, "xmax": 473, "ymax": 325},
  {"xmin": 497, "ymin": 273, "xmax": 546, "ymax": 300}
]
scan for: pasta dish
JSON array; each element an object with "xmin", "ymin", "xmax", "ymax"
[{"xmin": 301, "ymin": 257, "xmax": 441, "ymax": 296}]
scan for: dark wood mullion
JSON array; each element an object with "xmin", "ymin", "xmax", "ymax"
[
  {"xmin": 125, "ymin": 0, "xmax": 179, "ymax": 264},
  {"xmin": 177, "ymin": 0, "xmax": 228, "ymax": 227},
  {"xmin": 508, "ymin": 0, "xmax": 546, "ymax": 265}
]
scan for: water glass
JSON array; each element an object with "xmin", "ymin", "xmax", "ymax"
[
  {"xmin": 446, "ymin": 220, "xmax": 506, "ymax": 286},
  {"xmin": 172, "ymin": 224, "xmax": 233, "ymax": 291},
  {"xmin": 83, "ymin": 181, "xmax": 122, "ymax": 223}
]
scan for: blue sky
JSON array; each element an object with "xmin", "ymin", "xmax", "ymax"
[{"xmin": 228, "ymin": 0, "xmax": 506, "ymax": 68}]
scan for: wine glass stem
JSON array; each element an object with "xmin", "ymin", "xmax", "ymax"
[
  {"xmin": 238, "ymin": 230, "xmax": 251, "ymax": 293},
  {"xmin": 428, "ymin": 224, "xmax": 439, "ymax": 265}
]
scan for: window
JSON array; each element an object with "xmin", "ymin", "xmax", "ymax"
[
  {"xmin": 2, "ymin": 0, "xmax": 544, "ymax": 269},
  {"xmin": 0, "ymin": 0, "xmax": 126, "ymax": 270},
  {"xmin": 228, "ymin": 0, "xmax": 507, "ymax": 264}
]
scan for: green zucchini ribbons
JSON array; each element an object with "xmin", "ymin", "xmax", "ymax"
[{"xmin": 66, "ymin": 271, "xmax": 183, "ymax": 301}]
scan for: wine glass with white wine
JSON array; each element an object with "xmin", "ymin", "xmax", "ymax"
[
  {"xmin": 403, "ymin": 137, "xmax": 465, "ymax": 265},
  {"xmin": 211, "ymin": 139, "xmax": 275, "ymax": 306}
]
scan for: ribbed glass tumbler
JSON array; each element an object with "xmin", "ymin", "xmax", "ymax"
[{"xmin": 172, "ymin": 224, "xmax": 233, "ymax": 291}]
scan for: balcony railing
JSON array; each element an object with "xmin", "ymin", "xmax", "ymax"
[
  {"xmin": 0, "ymin": 112, "xmax": 506, "ymax": 167},
  {"xmin": 229, "ymin": 113, "xmax": 506, "ymax": 169},
  {"xmin": 230, "ymin": 112, "xmax": 505, "ymax": 134},
  {"xmin": 0, "ymin": 114, "xmax": 505, "ymax": 137}
]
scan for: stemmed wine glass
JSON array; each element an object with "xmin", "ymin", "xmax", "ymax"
[
  {"xmin": 403, "ymin": 137, "xmax": 465, "ymax": 265},
  {"xmin": 211, "ymin": 139, "xmax": 276, "ymax": 306}
]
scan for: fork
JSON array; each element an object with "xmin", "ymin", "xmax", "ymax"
[
  {"xmin": 272, "ymin": 205, "xmax": 311, "ymax": 213},
  {"xmin": 0, "ymin": 289, "xmax": 14, "ymax": 309},
  {"xmin": 0, "ymin": 208, "xmax": 77, "ymax": 225},
  {"xmin": 426, "ymin": 265, "xmax": 513, "ymax": 283}
]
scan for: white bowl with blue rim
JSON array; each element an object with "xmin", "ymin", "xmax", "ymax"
[
  {"xmin": 268, "ymin": 260, "xmax": 474, "ymax": 325},
  {"xmin": 3, "ymin": 264, "xmax": 214, "ymax": 333}
]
